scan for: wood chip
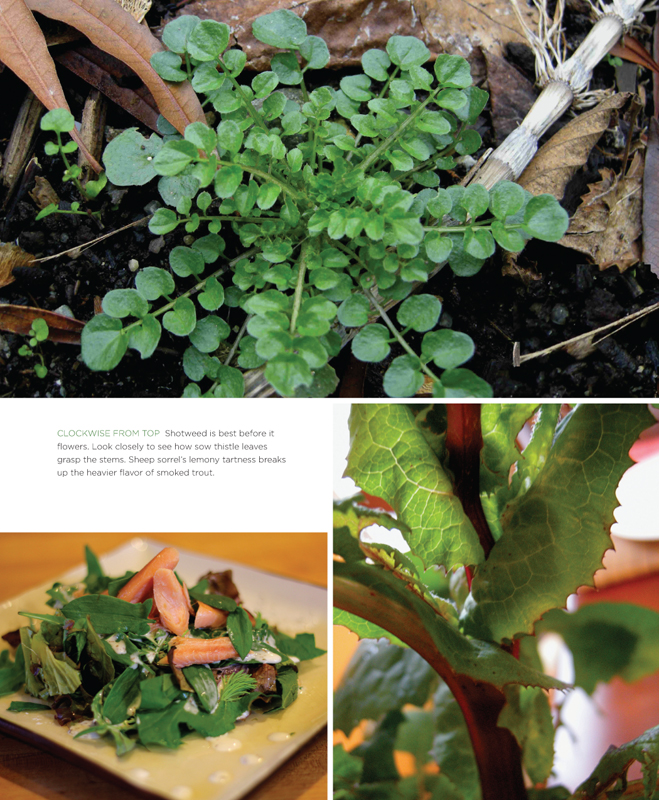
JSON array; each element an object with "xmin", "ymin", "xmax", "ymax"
[{"xmin": 0, "ymin": 244, "xmax": 36, "ymax": 289}]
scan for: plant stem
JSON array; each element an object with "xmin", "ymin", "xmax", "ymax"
[
  {"xmin": 334, "ymin": 577, "xmax": 528, "ymax": 800},
  {"xmin": 356, "ymin": 87, "xmax": 442, "ymax": 174},
  {"xmin": 217, "ymin": 57, "xmax": 269, "ymax": 132},
  {"xmin": 362, "ymin": 286, "xmax": 441, "ymax": 385},
  {"xmin": 218, "ymin": 160, "xmax": 302, "ymax": 201},
  {"xmin": 444, "ymin": 404, "xmax": 496, "ymax": 558},
  {"xmin": 289, "ymin": 240, "xmax": 309, "ymax": 334}
]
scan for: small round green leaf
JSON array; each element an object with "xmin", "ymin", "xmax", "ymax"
[
  {"xmin": 41, "ymin": 108, "xmax": 75, "ymax": 132},
  {"xmin": 135, "ymin": 267, "xmax": 175, "ymax": 301},
  {"xmin": 424, "ymin": 230, "xmax": 453, "ymax": 263},
  {"xmin": 434, "ymin": 54, "xmax": 472, "ymax": 88},
  {"xmin": 523, "ymin": 195, "xmax": 570, "ymax": 241},
  {"xmin": 337, "ymin": 294, "xmax": 370, "ymax": 327},
  {"xmin": 150, "ymin": 51, "xmax": 187, "ymax": 82},
  {"xmin": 439, "ymin": 368, "xmax": 493, "ymax": 398},
  {"xmin": 191, "ymin": 62, "xmax": 225, "ymax": 93},
  {"xmin": 490, "ymin": 180, "xmax": 526, "ymax": 219},
  {"xmin": 198, "ymin": 276, "xmax": 225, "ymax": 311},
  {"xmin": 216, "ymin": 120, "xmax": 244, "ymax": 154},
  {"xmin": 270, "ymin": 52, "xmax": 303, "ymax": 85},
  {"xmin": 386, "ymin": 36, "xmax": 430, "ymax": 68},
  {"xmin": 252, "ymin": 10, "xmax": 307, "ymax": 49},
  {"xmin": 31, "ymin": 318, "xmax": 49, "ymax": 341},
  {"xmin": 103, "ymin": 129, "xmax": 162, "ymax": 186},
  {"xmin": 128, "ymin": 314, "xmax": 162, "ymax": 359},
  {"xmin": 352, "ymin": 324, "xmax": 390, "ymax": 362},
  {"xmin": 422, "ymin": 329, "xmax": 474, "ymax": 369},
  {"xmin": 340, "ymin": 74, "xmax": 372, "ymax": 102},
  {"xmin": 261, "ymin": 240, "xmax": 292, "ymax": 263},
  {"xmin": 300, "ymin": 36, "xmax": 330, "ymax": 69},
  {"xmin": 491, "ymin": 221, "xmax": 526, "ymax": 252},
  {"xmin": 362, "ymin": 48, "xmax": 391, "ymax": 80},
  {"xmin": 81, "ymin": 314, "xmax": 128, "ymax": 371},
  {"xmin": 152, "ymin": 140, "xmax": 199, "ymax": 177},
  {"xmin": 461, "ymin": 184, "xmax": 490, "ymax": 219},
  {"xmin": 102, "ymin": 289, "xmax": 149, "ymax": 319},
  {"xmin": 252, "ymin": 71, "xmax": 279, "ymax": 98},
  {"xmin": 213, "ymin": 366, "xmax": 245, "ymax": 397},
  {"xmin": 163, "ymin": 297, "xmax": 196, "ymax": 336},
  {"xmin": 383, "ymin": 355, "xmax": 424, "ymax": 397},
  {"xmin": 214, "ymin": 165, "xmax": 243, "ymax": 198},
  {"xmin": 192, "ymin": 233, "xmax": 225, "ymax": 264},
  {"xmin": 149, "ymin": 208, "xmax": 179, "ymax": 235},
  {"xmin": 257, "ymin": 182, "xmax": 282, "ymax": 210},
  {"xmin": 265, "ymin": 352, "xmax": 313, "ymax": 397},
  {"xmin": 162, "ymin": 15, "xmax": 200, "ymax": 54},
  {"xmin": 187, "ymin": 20, "xmax": 230, "ymax": 61},
  {"xmin": 189, "ymin": 315, "xmax": 231, "ymax": 352},
  {"xmin": 397, "ymin": 294, "xmax": 441, "ymax": 332},
  {"xmin": 170, "ymin": 246, "xmax": 205, "ymax": 277},
  {"xmin": 184, "ymin": 122, "xmax": 217, "ymax": 153},
  {"xmin": 463, "ymin": 227, "xmax": 495, "ymax": 260}
]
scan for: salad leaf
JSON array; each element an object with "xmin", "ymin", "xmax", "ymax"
[
  {"xmin": 183, "ymin": 665, "xmax": 219, "ymax": 713},
  {"xmin": 269, "ymin": 664, "xmax": 298, "ymax": 711},
  {"xmin": 20, "ymin": 628, "xmax": 81, "ymax": 697},
  {"xmin": 83, "ymin": 545, "xmax": 110, "ymax": 594},
  {"xmin": 62, "ymin": 594, "xmax": 153, "ymax": 636},
  {"xmin": 0, "ymin": 646, "xmax": 26, "ymax": 697},
  {"xmin": 79, "ymin": 617, "xmax": 115, "ymax": 693},
  {"xmin": 139, "ymin": 673, "xmax": 183, "ymax": 710},
  {"xmin": 8, "ymin": 701, "xmax": 51, "ymax": 712},
  {"xmin": 188, "ymin": 581, "xmax": 238, "ymax": 611},
  {"xmin": 102, "ymin": 667, "xmax": 142, "ymax": 724},
  {"xmin": 272, "ymin": 631, "xmax": 326, "ymax": 661},
  {"xmin": 227, "ymin": 607, "xmax": 253, "ymax": 658}
]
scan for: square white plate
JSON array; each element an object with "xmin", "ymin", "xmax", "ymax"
[{"xmin": 0, "ymin": 538, "xmax": 327, "ymax": 800}]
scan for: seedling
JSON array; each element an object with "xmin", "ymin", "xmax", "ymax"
[
  {"xmin": 18, "ymin": 317, "xmax": 49, "ymax": 377},
  {"xmin": 37, "ymin": 109, "xmax": 107, "ymax": 220},
  {"xmin": 45, "ymin": 12, "xmax": 568, "ymax": 397},
  {"xmin": 334, "ymin": 403, "xmax": 659, "ymax": 800}
]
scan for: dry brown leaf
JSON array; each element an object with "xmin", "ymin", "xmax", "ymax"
[
  {"xmin": 0, "ymin": 0, "xmax": 100, "ymax": 170},
  {"xmin": 25, "ymin": 0, "xmax": 205, "ymax": 135},
  {"xmin": 643, "ymin": 117, "xmax": 659, "ymax": 278},
  {"xmin": 177, "ymin": 0, "xmax": 434, "ymax": 72},
  {"xmin": 518, "ymin": 93, "xmax": 630, "ymax": 199},
  {"xmin": 0, "ymin": 243, "xmax": 36, "ymax": 289},
  {"xmin": 29, "ymin": 176, "xmax": 59, "ymax": 210},
  {"xmin": 415, "ymin": 0, "xmax": 539, "ymax": 64},
  {"xmin": 610, "ymin": 35, "xmax": 659, "ymax": 75},
  {"xmin": 0, "ymin": 304, "xmax": 84, "ymax": 343},
  {"xmin": 560, "ymin": 150, "xmax": 643, "ymax": 272}
]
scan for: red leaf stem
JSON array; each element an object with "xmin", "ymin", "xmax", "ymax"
[{"xmin": 445, "ymin": 404, "xmax": 496, "ymax": 559}]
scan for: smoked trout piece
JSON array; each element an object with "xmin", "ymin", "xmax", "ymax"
[
  {"xmin": 153, "ymin": 568, "xmax": 191, "ymax": 636},
  {"xmin": 117, "ymin": 547, "xmax": 179, "ymax": 603},
  {"xmin": 194, "ymin": 601, "xmax": 229, "ymax": 629},
  {"xmin": 168, "ymin": 636, "xmax": 239, "ymax": 667}
]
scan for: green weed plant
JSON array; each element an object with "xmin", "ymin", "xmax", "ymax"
[{"xmin": 41, "ymin": 11, "xmax": 569, "ymax": 397}]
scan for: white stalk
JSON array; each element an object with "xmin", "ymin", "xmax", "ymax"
[{"xmin": 470, "ymin": 0, "xmax": 647, "ymax": 189}]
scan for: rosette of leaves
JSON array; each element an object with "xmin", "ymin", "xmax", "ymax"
[{"xmin": 80, "ymin": 10, "xmax": 568, "ymax": 397}]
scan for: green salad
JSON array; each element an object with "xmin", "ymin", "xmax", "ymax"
[{"xmin": 0, "ymin": 546, "xmax": 325, "ymax": 754}]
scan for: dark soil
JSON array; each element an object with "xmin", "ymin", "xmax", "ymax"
[{"xmin": 1, "ymin": 26, "xmax": 658, "ymax": 398}]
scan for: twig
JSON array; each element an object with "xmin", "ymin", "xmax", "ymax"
[
  {"xmin": 514, "ymin": 299, "xmax": 659, "ymax": 364},
  {"xmin": 31, "ymin": 216, "xmax": 152, "ymax": 263}
]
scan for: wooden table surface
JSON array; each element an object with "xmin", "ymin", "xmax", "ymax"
[{"xmin": 0, "ymin": 533, "xmax": 328, "ymax": 800}]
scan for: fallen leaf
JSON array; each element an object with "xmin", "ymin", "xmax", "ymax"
[
  {"xmin": 55, "ymin": 44, "xmax": 159, "ymax": 132},
  {"xmin": 518, "ymin": 93, "xmax": 630, "ymax": 199},
  {"xmin": 0, "ymin": 244, "xmax": 36, "ymax": 289},
  {"xmin": 0, "ymin": 304, "xmax": 84, "ymax": 343},
  {"xmin": 29, "ymin": 176, "xmax": 59, "ymax": 210},
  {"xmin": 0, "ymin": 0, "xmax": 100, "ymax": 170},
  {"xmin": 24, "ymin": 0, "xmax": 205, "ymax": 134},
  {"xmin": 560, "ymin": 150, "xmax": 643, "ymax": 272},
  {"xmin": 415, "ymin": 0, "xmax": 540, "ymax": 70},
  {"xmin": 176, "ymin": 0, "xmax": 434, "ymax": 72},
  {"xmin": 484, "ymin": 50, "xmax": 537, "ymax": 144},
  {"xmin": 643, "ymin": 117, "xmax": 659, "ymax": 278},
  {"xmin": 610, "ymin": 35, "xmax": 659, "ymax": 75}
]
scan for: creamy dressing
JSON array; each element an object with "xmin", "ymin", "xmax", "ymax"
[
  {"xmin": 207, "ymin": 735, "xmax": 242, "ymax": 752},
  {"xmin": 267, "ymin": 732, "xmax": 292, "ymax": 742},
  {"xmin": 237, "ymin": 648, "xmax": 281, "ymax": 664},
  {"xmin": 208, "ymin": 771, "xmax": 232, "ymax": 784},
  {"xmin": 240, "ymin": 754, "xmax": 263, "ymax": 766},
  {"xmin": 105, "ymin": 635, "xmax": 127, "ymax": 655},
  {"xmin": 184, "ymin": 696, "xmax": 199, "ymax": 715},
  {"xmin": 130, "ymin": 768, "xmax": 150, "ymax": 781}
]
